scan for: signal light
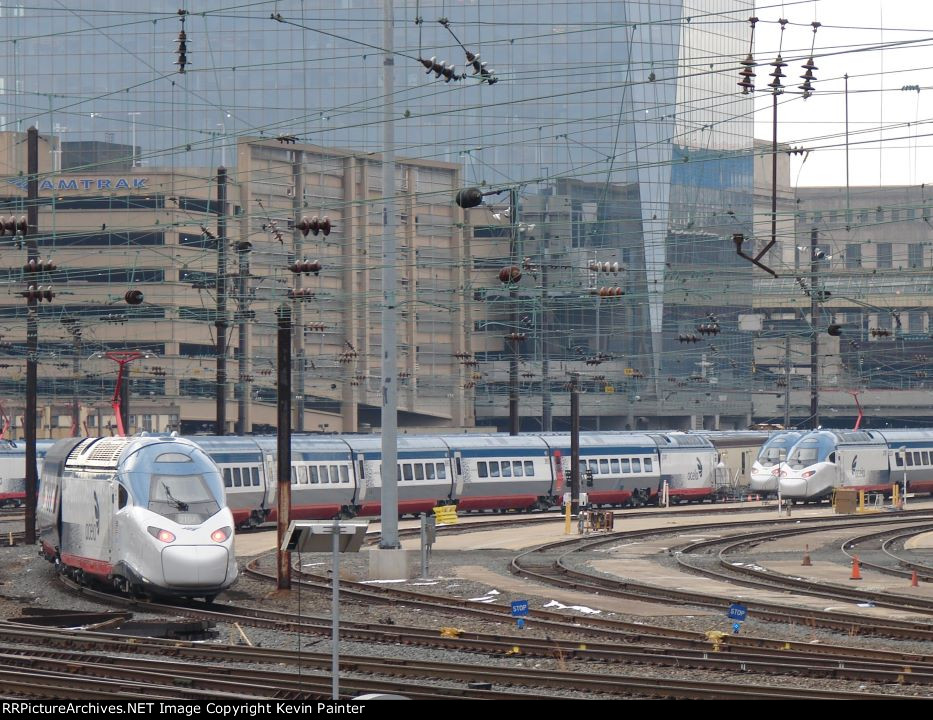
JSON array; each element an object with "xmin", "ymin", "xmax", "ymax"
[
  {"xmin": 124, "ymin": 289, "xmax": 144, "ymax": 305},
  {"xmin": 297, "ymin": 216, "xmax": 332, "ymax": 237}
]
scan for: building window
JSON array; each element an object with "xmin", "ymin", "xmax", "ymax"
[
  {"xmin": 876, "ymin": 243, "xmax": 892, "ymax": 269},
  {"xmin": 909, "ymin": 243, "xmax": 924, "ymax": 268},
  {"xmin": 845, "ymin": 244, "xmax": 861, "ymax": 269}
]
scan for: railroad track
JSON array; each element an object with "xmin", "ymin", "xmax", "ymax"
[{"xmin": 511, "ymin": 513, "xmax": 933, "ymax": 640}]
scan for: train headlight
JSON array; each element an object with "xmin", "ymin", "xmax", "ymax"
[
  {"xmin": 148, "ymin": 526, "xmax": 176, "ymax": 543},
  {"xmin": 801, "ymin": 470, "xmax": 815, "ymax": 479},
  {"xmin": 211, "ymin": 527, "xmax": 231, "ymax": 543}
]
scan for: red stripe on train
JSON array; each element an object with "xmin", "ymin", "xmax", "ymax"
[{"xmin": 60, "ymin": 553, "xmax": 113, "ymax": 579}]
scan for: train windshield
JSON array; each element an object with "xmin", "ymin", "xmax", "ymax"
[
  {"xmin": 786, "ymin": 434, "xmax": 836, "ymax": 469},
  {"xmin": 756, "ymin": 433, "xmax": 801, "ymax": 465},
  {"xmin": 148, "ymin": 474, "xmax": 220, "ymax": 524},
  {"xmin": 122, "ymin": 442, "xmax": 225, "ymax": 524}
]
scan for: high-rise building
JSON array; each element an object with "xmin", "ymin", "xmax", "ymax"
[{"xmin": 0, "ymin": 2, "xmax": 756, "ymax": 432}]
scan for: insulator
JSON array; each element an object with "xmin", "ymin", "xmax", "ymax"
[
  {"xmin": 124, "ymin": 289, "xmax": 144, "ymax": 305},
  {"xmin": 498, "ymin": 266, "xmax": 521, "ymax": 284},
  {"xmin": 602, "ymin": 261, "xmax": 611, "ymax": 272}
]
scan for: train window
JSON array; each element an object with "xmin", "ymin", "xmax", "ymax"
[
  {"xmin": 359, "ymin": 460, "xmax": 365, "ymax": 479},
  {"xmin": 924, "ymin": 452, "xmax": 930, "ymax": 465},
  {"xmin": 156, "ymin": 453, "xmax": 191, "ymax": 463},
  {"xmin": 644, "ymin": 458, "xmax": 653, "ymax": 472},
  {"xmin": 320, "ymin": 466, "xmax": 331, "ymax": 483},
  {"xmin": 297, "ymin": 466, "xmax": 308, "ymax": 485},
  {"xmin": 621, "ymin": 459, "xmax": 631, "ymax": 473},
  {"xmin": 501, "ymin": 461, "xmax": 512, "ymax": 477},
  {"xmin": 610, "ymin": 459, "xmax": 620, "ymax": 473},
  {"xmin": 118, "ymin": 484, "xmax": 128, "ymax": 509},
  {"xmin": 599, "ymin": 459, "xmax": 609, "ymax": 474},
  {"xmin": 828, "ymin": 453, "xmax": 835, "ymax": 464},
  {"xmin": 425, "ymin": 463, "xmax": 436, "ymax": 480},
  {"xmin": 415, "ymin": 464, "xmax": 425, "ymax": 481},
  {"xmin": 906, "ymin": 453, "xmax": 915, "ymax": 467},
  {"xmin": 397, "ymin": 465, "xmax": 403, "ymax": 481},
  {"xmin": 340, "ymin": 466, "xmax": 349, "ymax": 483},
  {"xmin": 490, "ymin": 462, "xmax": 500, "ymax": 478},
  {"xmin": 524, "ymin": 460, "xmax": 534, "ymax": 475},
  {"xmin": 310, "ymin": 466, "xmax": 319, "ymax": 484},
  {"xmin": 454, "ymin": 458, "xmax": 461, "ymax": 476},
  {"xmin": 234, "ymin": 468, "xmax": 243, "ymax": 487},
  {"xmin": 438, "ymin": 463, "xmax": 448, "ymax": 479},
  {"xmin": 578, "ymin": 461, "xmax": 587, "ymax": 476},
  {"xmin": 589, "ymin": 460, "xmax": 598, "ymax": 475},
  {"xmin": 223, "ymin": 468, "xmax": 232, "ymax": 488},
  {"xmin": 895, "ymin": 454, "xmax": 903, "ymax": 467},
  {"xmin": 631, "ymin": 458, "xmax": 641, "ymax": 473},
  {"xmin": 252, "ymin": 468, "xmax": 260, "ymax": 486},
  {"xmin": 478, "ymin": 462, "xmax": 488, "ymax": 478},
  {"xmin": 288, "ymin": 467, "xmax": 296, "ymax": 486},
  {"xmin": 512, "ymin": 461, "xmax": 523, "ymax": 477},
  {"xmin": 403, "ymin": 464, "xmax": 413, "ymax": 482},
  {"xmin": 915, "ymin": 452, "xmax": 922, "ymax": 466},
  {"xmin": 330, "ymin": 465, "xmax": 340, "ymax": 483}
]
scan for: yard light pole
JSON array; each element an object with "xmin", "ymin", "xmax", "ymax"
[{"xmin": 457, "ymin": 186, "xmax": 522, "ymax": 435}]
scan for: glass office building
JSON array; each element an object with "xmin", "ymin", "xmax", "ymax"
[{"xmin": 0, "ymin": 1, "xmax": 756, "ymax": 430}]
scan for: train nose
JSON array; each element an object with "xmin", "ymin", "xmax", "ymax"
[
  {"xmin": 749, "ymin": 468, "xmax": 779, "ymax": 492},
  {"xmin": 779, "ymin": 474, "xmax": 808, "ymax": 499}
]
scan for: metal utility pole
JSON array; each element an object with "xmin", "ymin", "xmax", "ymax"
[
  {"xmin": 783, "ymin": 334, "xmax": 791, "ymax": 428},
  {"xmin": 276, "ymin": 305, "xmax": 292, "ymax": 589},
  {"xmin": 70, "ymin": 324, "xmax": 82, "ymax": 436},
  {"xmin": 235, "ymin": 238, "xmax": 251, "ymax": 435},
  {"xmin": 215, "ymin": 167, "xmax": 228, "ymax": 435},
  {"xmin": 508, "ymin": 188, "xmax": 520, "ymax": 436},
  {"xmin": 569, "ymin": 372, "xmax": 580, "ymax": 515},
  {"xmin": 24, "ymin": 126, "xmax": 38, "ymax": 545},
  {"xmin": 810, "ymin": 226, "xmax": 820, "ymax": 429},
  {"xmin": 541, "ymin": 246, "xmax": 552, "ymax": 432},
  {"xmin": 379, "ymin": 0, "xmax": 400, "ymax": 551},
  {"xmin": 292, "ymin": 153, "xmax": 305, "ymax": 433}
]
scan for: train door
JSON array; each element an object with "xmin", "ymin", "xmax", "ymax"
[
  {"xmin": 355, "ymin": 455, "xmax": 368, "ymax": 503},
  {"xmin": 453, "ymin": 452, "xmax": 464, "ymax": 499},
  {"xmin": 263, "ymin": 453, "xmax": 277, "ymax": 507}
]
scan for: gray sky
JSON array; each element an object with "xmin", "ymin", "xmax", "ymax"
[{"xmin": 753, "ymin": 0, "xmax": 933, "ymax": 187}]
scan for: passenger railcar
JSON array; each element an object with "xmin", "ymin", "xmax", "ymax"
[
  {"xmin": 38, "ymin": 435, "xmax": 237, "ymax": 600},
  {"xmin": 0, "ymin": 439, "xmax": 54, "ymax": 507}
]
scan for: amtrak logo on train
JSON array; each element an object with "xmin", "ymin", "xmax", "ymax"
[
  {"xmin": 851, "ymin": 454, "xmax": 865, "ymax": 479},
  {"xmin": 696, "ymin": 458, "xmax": 703, "ymax": 476},
  {"xmin": 93, "ymin": 491, "xmax": 100, "ymax": 535}
]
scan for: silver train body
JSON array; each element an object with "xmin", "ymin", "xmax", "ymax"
[
  {"xmin": 38, "ymin": 435, "xmax": 237, "ymax": 600},
  {"xmin": 778, "ymin": 429, "xmax": 933, "ymax": 501},
  {"xmin": 178, "ymin": 432, "xmax": 723, "ymax": 526},
  {"xmin": 748, "ymin": 431, "xmax": 804, "ymax": 496}
]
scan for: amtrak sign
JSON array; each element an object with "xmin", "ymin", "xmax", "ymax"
[{"xmin": 7, "ymin": 176, "xmax": 148, "ymax": 192}]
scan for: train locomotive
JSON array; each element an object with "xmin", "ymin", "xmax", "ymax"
[
  {"xmin": 38, "ymin": 435, "xmax": 237, "ymax": 601},
  {"xmin": 778, "ymin": 428, "xmax": 933, "ymax": 501},
  {"xmin": 748, "ymin": 431, "xmax": 804, "ymax": 497}
]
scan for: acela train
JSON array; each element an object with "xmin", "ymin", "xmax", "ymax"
[
  {"xmin": 778, "ymin": 429, "xmax": 933, "ymax": 501},
  {"xmin": 748, "ymin": 431, "xmax": 804, "ymax": 496},
  {"xmin": 38, "ymin": 435, "xmax": 238, "ymax": 600}
]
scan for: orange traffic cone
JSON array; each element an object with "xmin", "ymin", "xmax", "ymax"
[
  {"xmin": 850, "ymin": 555, "xmax": 862, "ymax": 581},
  {"xmin": 802, "ymin": 545, "xmax": 812, "ymax": 566},
  {"xmin": 911, "ymin": 570, "xmax": 919, "ymax": 587}
]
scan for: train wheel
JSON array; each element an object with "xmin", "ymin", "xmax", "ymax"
[{"xmin": 204, "ymin": 595, "xmax": 216, "ymax": 604}]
